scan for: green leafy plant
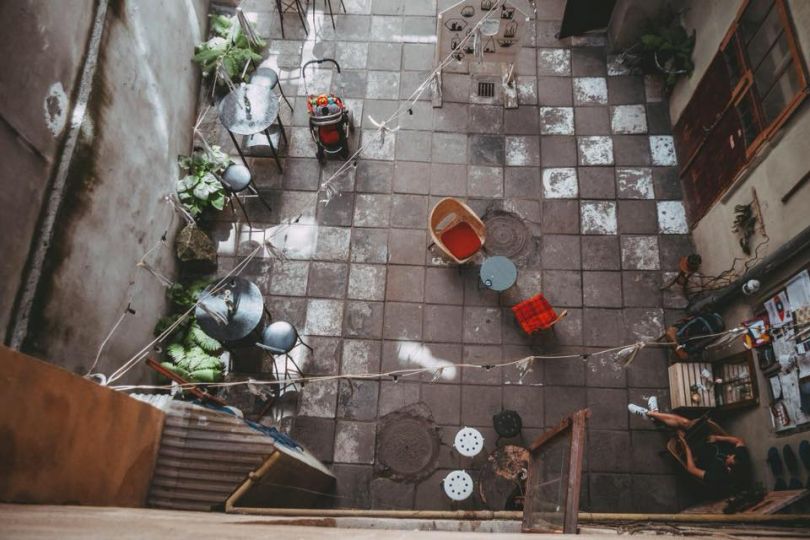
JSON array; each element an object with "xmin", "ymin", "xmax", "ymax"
[
  {"xmin": 193, "ymin": 14, "xmax": 266, "ymax": 86},
  {"xmin": 176, "ymin": 146, "xmax": 231, "ymax": 218},
  {"xmin": 623, "ymin": 10, "xmax": 695, "ymax": 90},
  {"xmin": 639, "ymin": 23, "xmax": 696, "ymax": 88},
  {"xmin": 155, "ymin": 279, "xmax": 224, "ymax": 384}
]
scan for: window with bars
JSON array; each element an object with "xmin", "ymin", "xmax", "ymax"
[{"xmin": 673, "ymin": 0, "xmax": 808, "ymax": 225}]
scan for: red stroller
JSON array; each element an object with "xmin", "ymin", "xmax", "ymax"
[{"xmin": 301, "ymin": 58, "xmax": 354, "ymax": 164}]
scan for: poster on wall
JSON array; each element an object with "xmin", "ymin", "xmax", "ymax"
[
  {"xmin": 787, "ymin": 270, "xmax": 810, "ymax": 316},
  {"xmin": 765, "ymin": 291, "xmax": 793, "ymax": 328}
]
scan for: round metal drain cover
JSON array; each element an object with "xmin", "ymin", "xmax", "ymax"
[
  {"xmin": 454, "ymin": 427, "xmax": 484, "ymax": 457},
  {"xmin": 483, "ymin": 211, "xmax": 531, "ymax": 259},
  {"xmin": 377, "ymin": 416, "xmax": 440, "ymax": 482},
  {"xmin": 443, "ymin": 470, "xmax": 474, "ymax": 501}
]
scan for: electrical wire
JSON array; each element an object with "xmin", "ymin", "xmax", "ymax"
[{"xmin": 109, "ymin": 328, "xmax": 751, "ymax": 393}]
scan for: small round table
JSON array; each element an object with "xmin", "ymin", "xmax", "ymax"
[
  {"xmin": 195, "ymin": 277, "xmax": 265, "ymax": 343},
  {"xmin": 217, "ymin": 83, "xmax": 287, "ymax": 172},
  {"xmin": 480, "ymin": 256, "xmax": 518, "ymax": 292}
]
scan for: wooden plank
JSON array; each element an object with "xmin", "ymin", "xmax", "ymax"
[
  {"xmin": 682, "ymin": 490, "xmax": 809, "ymax": 514},
  {"xmin": 0, "ymin": 346, "xmax": 164, "ymax": 507},
  {"xmin": 529, "ymin": 416, "xmax": 571, "ymax": 451},
  {"xmin": 563, "ymin": 409, "xmax": 589, "ymax": 534}
]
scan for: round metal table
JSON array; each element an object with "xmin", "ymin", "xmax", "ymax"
[
  {"xmin": 217, "ymin": 83, "xmax": 287, "ymax": 172},
  {"xmin": 480, "ymin": 255, "xmax": 518, "ymax": 292},
  {"xmin": 195, "ymin": 276, "xmax": 265, "ymax": 343}
]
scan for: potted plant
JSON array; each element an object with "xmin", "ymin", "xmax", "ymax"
[
  {"xmin": 154, "ymin": 279, "xmax": 225, "ymax": 384},
  {"xmin": 638, "ymin": 22, "xmax": 695, "ymax": 89},
  {"xmin": 192, "ymin": 14, "xmax": 266, "ymax": 90},
  {"xmin": 620, "ymin": 9, "xmax": 695, "ymax": 91},
  {"xmin": 176, "ymin": 145, "xmax": 231, "ymax": 219}
]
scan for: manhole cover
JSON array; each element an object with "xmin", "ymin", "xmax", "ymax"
[
  {"xmin": 377, "ymin": 415, "xmax": 440, "ymax": 482},
  {"xmin": 483, "ymin": 211, "xmax": 531, "ymax": 259}
]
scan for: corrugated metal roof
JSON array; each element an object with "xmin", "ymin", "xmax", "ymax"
[{"xmin": 147, "ymin": 400, "xmax": 277, "ymax": 511}]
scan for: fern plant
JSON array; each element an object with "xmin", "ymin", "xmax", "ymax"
[
  {"xmin": 193, "ymin": 14, "xmax": 266, "ymax": 87},
  {"xmin": 155, "ymin": 279, "xmax": 224, "ymax": 383},
  {"xmin": 176, "ymin": 146, "xmax": 231, "ymax": 218}
]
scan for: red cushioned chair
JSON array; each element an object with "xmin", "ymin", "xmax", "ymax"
[
  {"xmin": 512, "ymin": 293, "xmax": 568, "ymax": 334},
  {"xmin": 429, "ymin": 198, "xmax": 486, "ymax": 264}
]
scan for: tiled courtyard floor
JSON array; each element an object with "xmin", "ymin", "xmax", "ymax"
[{"xmin": 202, "ymin": 0, "xmax": 697, "ymax": 513}]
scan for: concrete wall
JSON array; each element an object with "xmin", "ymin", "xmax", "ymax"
[
  {"xmin": 669, "ymin": 0, "xmax": 810, "ymax": 276},
  {"xmin": 0, "ymin": 0, "xmax": 96, "ymax": 341},
  {"xmin": 2, "ymin": 0, "xmax": 208, "ymax": 383}
]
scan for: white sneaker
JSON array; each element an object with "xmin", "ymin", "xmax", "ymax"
[
  {"xmin": 647, "ymin": 396, "xmax": 659, "ymax": 412},
  {"xmin": 628, "ymin": 403, "xmax": 650, "ymax": 419}
]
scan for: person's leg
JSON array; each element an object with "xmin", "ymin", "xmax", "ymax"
[{"xmin": 648, "ymin": 411, "xmax": 693, "ymax": 429}]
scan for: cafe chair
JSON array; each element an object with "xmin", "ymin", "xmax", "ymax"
[
  {"xmin": 256, "ymin": 321, "xmax": 312, "ymax": 398},
  {"xmin": 428, "ymin": 197, "xmax": 487, "ymax": 264},
  {"xmin": 251, "ymin": 66, "xmax": 293, "ymax": 111},
  {"xmin": 219, "ymin": 163, "xmax": 273, "ymax": 229}
]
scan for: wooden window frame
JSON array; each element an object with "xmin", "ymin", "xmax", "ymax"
[
  {"xmin": 522, "ymin": 408, "xmax": 590, "ymax": 534},
  {"xmin": 720, "ymin": 0, "xmax": 809, "ymax": 160}
]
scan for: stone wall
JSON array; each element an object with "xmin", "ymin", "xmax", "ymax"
[{"xmin": 1, "ymin": 0, "xmax": 209, "ymax": 383}]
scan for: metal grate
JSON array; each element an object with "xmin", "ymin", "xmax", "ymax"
[{"xmin": 478, "ymin": 81, "xmax": 496, "ymax": 98}]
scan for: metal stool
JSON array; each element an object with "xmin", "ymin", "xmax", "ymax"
[
  {"xmin": 220, "ymin": 163, "xmax": 273, "ymax": 229},
  {"xmin": 257, "ymin": 321, "xmax": 312, "ymax": 398},
  {"xmin": 275, "ymin": 0, "xmax": 309, "ymax": 39},
  {"xmin": 310, "ymin": 0, "xmax": 346, "ymax": 30},
  {"xmin": 252, "ymin": 67, "xmax": 293, "ymax": 111}
]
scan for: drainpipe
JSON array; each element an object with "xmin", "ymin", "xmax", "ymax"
[{"xmin": 687, "ymin": 223, "xmax": 810, "ymax": 315}]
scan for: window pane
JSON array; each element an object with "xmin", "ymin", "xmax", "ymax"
[
  {"xmin": 736, "ymin": 91, "xmax": 762, "ymax": 147},
  {"xmin": 761, "ymin": 66, "xmax": 800, "ymax": 124},
  {"xmin": 746, "ymin": 2, "xmax": 782, "ymax": 69},
  {"xmin": 753, "ymin": 31, "xmax": 791, "ymax": 95},
  {"xmin": 723, "ymin": 34, "xmax": 745, "ymax": 89},
  {"xmin": 741, "ymin": 0, "xmax": 774, "ymax": 44}
]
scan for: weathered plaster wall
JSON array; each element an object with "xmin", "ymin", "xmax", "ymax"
[
  {"xmin": 668, "ymin": 0, "xmax": 743, "ymax": 123},
  {"xmin": 3, "ymin": 0, "xmax": 208, "ymax": 382},
  {"xmin": 0, "ymin": 0, "xmax": 96, "ymax": 340},
  {"xmin": 667, "ymin": 0, "xmax": 810, "ymax": 482},
  {"xmin": 670, "ymin": 0, "xmax": 810, "ymax": 276}
]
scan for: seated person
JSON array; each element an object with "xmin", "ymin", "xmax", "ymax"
[{"xmin": 629, "ymin": 399, "xmax": 751, "ymax": 496}]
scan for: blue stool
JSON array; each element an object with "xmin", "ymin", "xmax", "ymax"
[
  {"xmin": 220, "ymin": 163, "xmax": 273, "ymax": 229},
  {"xmin": 257, "ymin": 321, "xmax": 312, "ymax": 398}
]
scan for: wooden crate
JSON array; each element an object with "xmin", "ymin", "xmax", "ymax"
[
  {"xmin": 669, "ymin": 361, "xmax": 716, "ymax": 410},
  {"xmin": 668, "ymin": 351, "xmax": 759, "ymax": 413}
]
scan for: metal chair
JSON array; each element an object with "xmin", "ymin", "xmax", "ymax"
[
  {"xmin": 219, "ymin": 163, "xmax": 273, "ymax": 229},
  {"xmin": 251, "ymin": 67, "xmax": 293, "ymax": 111},
  {"xmin": 275, "ymin": 0, "xmax": 309, "ymax": 39},
  {"xmin": 310, "ymin": 0, "xmax": 347, "ymax": 30},
  {"xmin": 256, "ymin": 321, "xmax": 312, "ymax": 399}
]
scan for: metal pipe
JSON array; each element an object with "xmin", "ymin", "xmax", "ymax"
[
  {"xmin": 688, "ymin": 223, "xmax": 810, "ymax": 314},
  {"xmin": 225, "ymin": 505, "xmax": 810, "ymax": 525}
]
